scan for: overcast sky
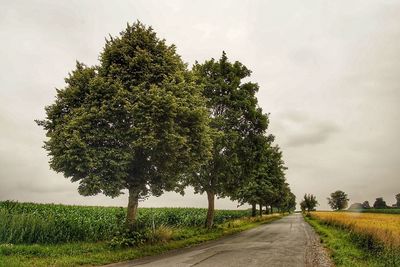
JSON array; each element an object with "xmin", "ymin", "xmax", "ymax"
[{"xmin": 1, "ymin": 0, "xmax": 399, "ymax": 210}]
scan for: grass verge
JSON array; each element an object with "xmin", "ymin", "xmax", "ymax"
[
  {"xmin": 0, "ymin": 214, "xmax": 282, "ymax": 267},
  {"xmin": 305, "ymin": 215, "xmax": 399, "ymax": 267}
]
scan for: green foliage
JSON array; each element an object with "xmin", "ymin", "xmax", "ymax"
[
  {"xmin": 191, "ymin": 52, "xmax": 266, "ymax": 196},
  {"xmin": 190, "ymin": 52, "xmax": 294, "ymax": 225},
  {"xmin": 0, "ymin": 201, "xmax": 251, "ymax": 244},
  {"xmin": 36, "ymin": 21, "xmax": 212, "ymax": 224},
  {"xmin": 373, "ymin": 197, "xmax": 387, "ymax": 209},
  {"xmin": 109, "ymin": 229, "xmax": 147, "ymax": 248},
  {"xmin": 190, "ymin": 52, "xmax": 269, "ymax": 227},
  {"xmin": 275, "ymin": 184, "xmax": 296, "ymax": 213},
  {"xmin": 327, "ymin": 190, "xmax": 349, "ymax": 210},
  {"xmin": 233, "ymin": 136, "xmax": 275, "ymax": 207},
  {"xmin": 396, "ymin": 193, "xmax": 400, "ymax": 208},
  {"xmin": 300, "ymin": 194, "xmax": 318, "ymax": 212}
]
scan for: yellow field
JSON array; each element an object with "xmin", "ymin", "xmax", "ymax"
[{"xmin": 310, "ymin": 211, "xmax": 400, "ymax": 249}]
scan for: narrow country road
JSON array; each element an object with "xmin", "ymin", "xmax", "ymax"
[{"xmin": 106, "ymin": 214, "xmax": 332, "ymax": 267}]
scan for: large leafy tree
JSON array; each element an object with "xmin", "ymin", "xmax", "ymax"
[
  {"xmin": 327, "ymin": 190, "xmax": 349, "ymax": 210},
  {"xmin": 396, "ymin": 193, "xmax": 400, "ymax": 208},
  {"xmin": 191, "ymin": 52, "xmax": 267, "ymax": 228},
  {"xmin": 37, "ymin": 22, "xmax": 212, "ymax": 228}
]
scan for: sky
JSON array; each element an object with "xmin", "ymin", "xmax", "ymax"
[{"xmin": 0, "ymin": 0, "xmax": 399, "ymax": 210}]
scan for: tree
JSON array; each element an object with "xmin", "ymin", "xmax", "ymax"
[
  {"xmin": 191, "ymin": 52, "xmax": 267, "ymax": 228},
  {"xmin": 232, "ymin": 134, "xmax": 275, "ymax": 216},
  {"xmin": 396, "ymin": 193, "xmax": 400, "ymax": 208},
  {"xmin": 327, "ymin": 190, "xmax": 349, "ymax": 210},
  {"xmin": 362, "ymin": 201, "xmax": 370, "ymax": 209},
  {"xmin": 300, "ymin": 194, "xmax": 318, "ymax": 212},
  {"xmin": 266, "ymin": 145, "xmax": 288, "ymax": 214},
  {"xmin": 373, "ymin": 197, "xmax": 387, "ymax": 209},
  {"xmin": 36, "ymin": 22, "xmax": 212, "ymax": 229},
  {"xmin": 300, "ymin": 201, "xmax": 307, "ymax": 212},
  {"xmin": 276, "ymin": 184, "xmax": 296, "ymax": 213}
]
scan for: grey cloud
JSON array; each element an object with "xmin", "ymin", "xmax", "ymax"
[{"xmin": 274, "ymin": 112, "xmax": 340, "ymax": 147}]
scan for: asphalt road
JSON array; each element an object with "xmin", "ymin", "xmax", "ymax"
[{"xmin": 107, "ymin": 213, "xmax": 332, "ymax": 267}]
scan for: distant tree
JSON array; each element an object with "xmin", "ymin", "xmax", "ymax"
[
  {"xmin": 327, "ymin": 190, "xmax": 349, "ymax": 210},
  {"xmin": 300, "ymin": 194, "xmax": 318, "ymax": 212},
  {"xmin": 362, "ymin": 201, "xmax": 371, "ymax": 209},
  {"xmin": 277, "ymin": 186, "xmax": 296, "ymax": 213},
  {"xmin": 231, "ymin": 134, "xmax": 274, "ymax": 217},
  {"xmin": 36, "ymin": 22, "xmax": 212, "ymax": 229},
  {"xmin": 300, "ymin": 201, "xmax": 307, "ymax": 212},
  {"xmin": 396, "ymin": 193, "xmax": 400, "ymax": 208},
  {"xmin": 373, "ymin": 197, "xmax": 387, "ymax": 209}
]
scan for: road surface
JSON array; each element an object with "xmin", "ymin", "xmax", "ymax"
[{"xmin": 106, "ymin": 214, "xmax": 332, "ymax": 267}]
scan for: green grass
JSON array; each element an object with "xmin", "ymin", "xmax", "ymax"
[
  {"xmin": 305, "ymin": 215, "xmax": 399, "ymax": 267},
  {"xmin": 0, "ymin": 214, "xmax": 282, "ymax": 267}
]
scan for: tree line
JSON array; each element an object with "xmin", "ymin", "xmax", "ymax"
[
  {"xmin": 300, "ymin": 190, "xmax": 400, "ymax": 211},
  {"xmin": 36, "ymin": 21, "xmax": 296, "ymax": 229}
]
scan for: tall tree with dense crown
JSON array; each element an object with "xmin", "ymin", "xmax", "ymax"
[
  {"xmin": 191, "ymin": 52, "xmax": 267, "ymax": 228},
  {"xmin": 36, "ymin": 22, "xmax": 212, "ymax": 228}
]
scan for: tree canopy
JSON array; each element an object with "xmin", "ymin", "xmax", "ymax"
[
  {"xmin": 37, "ymin": 21, "xmax": 296, "ymax": 230},
  {"xmin": 300, "ymin": 194, "xmax": 318, "ymax": 212},
  {"xmin": 37, "ymin": 22, "xmax": 212, "ymax": 227},
  {"xmin": 327, "ymin": 190, "xmax": 349, "ymax": 210},
  {"xmin": 190, "ymin": 52, "xmax": 271, "ymax": 227},
  {"xmin": 373, "ymin": 197, "xmax": 387, "ymax": 209}
]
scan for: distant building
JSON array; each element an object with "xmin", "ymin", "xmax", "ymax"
[{"xmin": 348, "ymin": 203, "xmax": 363, "ymax": 210}]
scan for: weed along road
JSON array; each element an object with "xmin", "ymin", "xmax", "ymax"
[{"xmin": 107, "ymin": 214, "xmax": 332, "ymax": 267}]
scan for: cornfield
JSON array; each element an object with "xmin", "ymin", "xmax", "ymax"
[
  {"xmin": 310, "ymin": 211, "xmax": 400, "ymax": 250},
  {"xmin": 0, "ymin": 201, "xmax": 251, "ymax": 244}
]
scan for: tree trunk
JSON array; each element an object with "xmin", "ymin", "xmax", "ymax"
[
  {"xmin": 251, "ymin": 203, "xmax": 256, "ymax": 217},
  {"xmin": 205, "ymin": 191, "xmax": 215, "ymax": 229},
  {"xmin": 126, "ymin": 187, "xmax": 140, "ymax": 229},
  {"xmin": 270, "ymin": 206, "xmax": 273, "ymax": 214},
  {"xmin": 259, "ymin": 204, "xmax": 262, "ymax": 216}
]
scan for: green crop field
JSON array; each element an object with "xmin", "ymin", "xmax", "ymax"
[{"xmin": 0, "ymin": 201, "xmax": 251, "ymax": 244}]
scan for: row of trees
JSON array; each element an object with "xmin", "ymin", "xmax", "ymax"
[
  {"xmin": 37, "ymin": 22, "xmax": 295, "ymax": 229},
  {"xmin": 352, "ymin": 194, "xmax": 400, "ymax": 209},
  {"xmin": 300, "ymin": 191, "xmax": 400, "ymax": 212}
]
